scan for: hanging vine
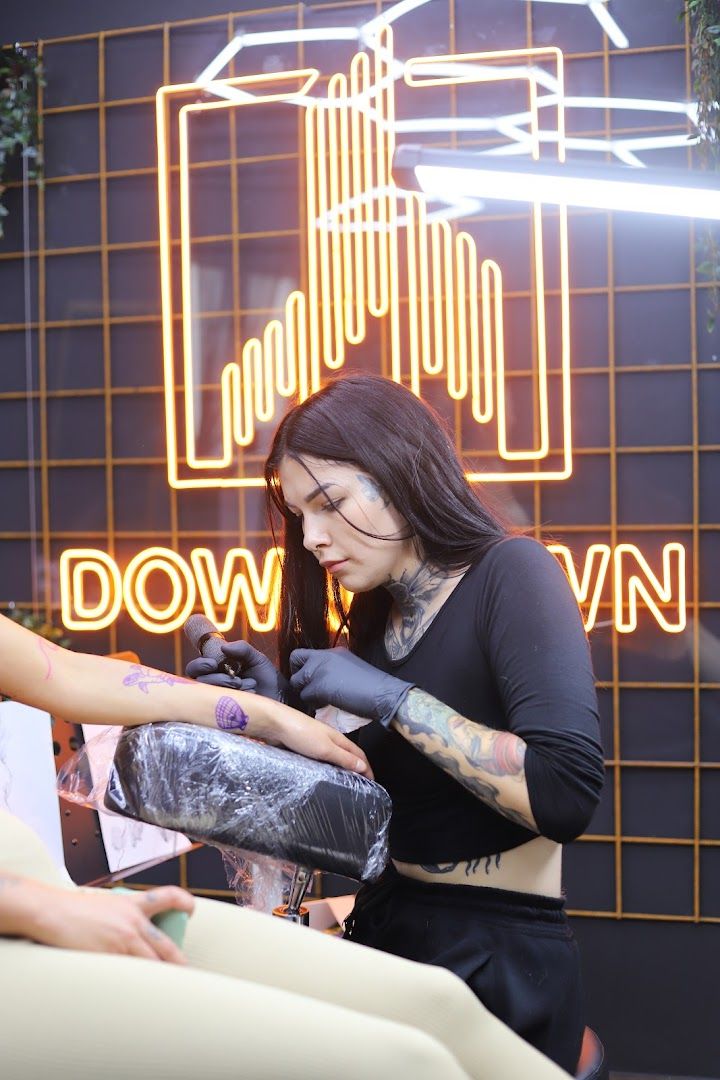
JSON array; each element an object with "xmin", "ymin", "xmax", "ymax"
[
  {"xmin": 0, "ymin": 44, "xmax": 43, "ymax": 238},
  {"xmin": 680, "ymin": 1, "xmax": 720, "ymax": 329}
]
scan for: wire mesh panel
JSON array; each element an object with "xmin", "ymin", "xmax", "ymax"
[{"xmin": 0, "ymin": 0, "xmax": 718, "ymax": 918}]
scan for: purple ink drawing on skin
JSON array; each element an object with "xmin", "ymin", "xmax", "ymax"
[
  {"xmin": 122, "ymin": 665, "xmax": 187, "ymax": 695},
  {"xmin": 37, "ymin": 637, "xmax": 60, "ymax": 681},
  {"xmin": 215, "ymin": 696, "xmax": 249, "ymax": 732}
]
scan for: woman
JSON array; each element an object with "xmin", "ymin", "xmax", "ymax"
[
  {"xmin": 189, "ymin": 374, "xmax": 605, "ymax": 1074},
  {"xmin": 0, "ymin": 612, "xmax": 570, "ymax": 1080}
]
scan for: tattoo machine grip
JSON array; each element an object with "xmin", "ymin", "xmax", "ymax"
[{"xmin": 184, "ymin": 614, "xmax": 241, "ymax": 677}]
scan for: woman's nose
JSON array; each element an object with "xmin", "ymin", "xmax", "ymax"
[{"xmin": 302, "ymin": 519, "xmax": 329, "ymax": 553}]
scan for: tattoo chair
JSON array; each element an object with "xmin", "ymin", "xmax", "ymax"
[{"xmin": 102, "ymin": 722, "xmax": 392, "ymax": 921}]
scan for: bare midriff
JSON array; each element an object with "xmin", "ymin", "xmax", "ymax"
[{"xmin": 392, "ymin": 835, "xmax": 563, "ymax": 897}]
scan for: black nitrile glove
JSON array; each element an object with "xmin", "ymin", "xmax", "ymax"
[
  {"xmin": 289, "ymin": 647, "xmax": 414, "ymax": 729},
  {"xmin": 186, "ymin": 639, "xmax": 282, "ymax": 698}
]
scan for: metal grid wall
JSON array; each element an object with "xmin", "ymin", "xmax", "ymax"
[{"xmin": 0, "ymin": 0, "xmax": 719, "ymax": 917}]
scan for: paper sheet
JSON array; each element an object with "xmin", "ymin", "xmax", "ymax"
[
  {"xmin": 0, "ymin": 701, "xmax": 66, "ymax": 871},
  {"xmin": 81, "ymin": 724, "xmax": 191, "ymax": 874}
]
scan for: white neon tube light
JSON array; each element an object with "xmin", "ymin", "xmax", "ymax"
[
  {"xmin": 361, "ymin": 0, "xmax": 435, "ymax": 40},
  {"xmin": 527, "ymin": 0, "xmax": 628, "ymax": 48},
  {"xmin": 197, "ymin": 38, "xmax": 244, "ymax": 84},
  {"xmin": 589, "ymin": 1, "xmax": 629, "ymax": 49}
]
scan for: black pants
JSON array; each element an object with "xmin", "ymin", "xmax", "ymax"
[{"xmin": 344, "ymin": 867, "xmax": 584, "ymax": 1075}]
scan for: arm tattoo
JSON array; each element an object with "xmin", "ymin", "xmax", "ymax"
[
  {"xmin": 121, "ymin": 665, "xmax": 187, "ymax": 695},
  {"xmin": 356, "ymin": 473, "xmax": 390, "ymax": 508},
  {"xmin": 394, "ymin": 689, "xmax": 537, "ymax": 832},
  {"xmin": 37, "ymin": 637, "xmax": 60, "ymax": 681},
  {"xmin": 215, "ymin": 696, "xmax": 249, "ymax": 732}
]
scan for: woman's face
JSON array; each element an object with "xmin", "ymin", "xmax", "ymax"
[{"xmin": 277, "ymin": 454, "xmax": 418, "ymax": 592}]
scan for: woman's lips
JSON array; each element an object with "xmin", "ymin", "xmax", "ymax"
[{"xmin": 321, "ymin": 560, "xmax": 348, "ymax": 574}]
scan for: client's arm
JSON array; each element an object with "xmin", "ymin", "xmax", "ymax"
[
  {"xmin": 0, "ymin": 871, "xmax": 192, "ymax": 963},
  {"xmin": 0, "ymin": 614, "xmax": 371, "ymax": 776}
]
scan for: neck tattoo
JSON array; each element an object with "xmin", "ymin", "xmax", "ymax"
[{"xmin": 384, "ymin": 562, "xmax": 453, "ymax": 660}]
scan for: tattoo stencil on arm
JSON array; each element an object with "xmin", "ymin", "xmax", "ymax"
[
  {"xmin": 215, "ymin": 696, "xmax": 249, "ymax": 732},
  {"xmin": 36, "ymin": 637, "xmax": 60, "ymax": 681},
  {"xmin": 121, "ymin": 665, "xmax": 187, "ymax": 695}
]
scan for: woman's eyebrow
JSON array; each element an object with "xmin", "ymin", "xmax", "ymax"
[
  {"xmin": 303, "ymin": 482, "xmax": 339, "ymax": 504},
  {"xmin": 284, "ymin": 482, "xmax": 338, "ymax": 513}
]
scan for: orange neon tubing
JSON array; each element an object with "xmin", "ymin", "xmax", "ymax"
[{"xmin": 157, "ymin": 33, "xmax": 573, "ymax": 488}]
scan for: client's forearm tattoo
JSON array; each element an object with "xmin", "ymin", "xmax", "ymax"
[
  {"xmin": 215, "ymin": 695, "xmax": 249, "ymax": 732},
  {"xmin": 394, "ymin": 690, "xmax": 537, "ymax": 832},
  {"xmin": 122, "ymin": 665, "xmax": 187, "ymax": 695},
  {"xmin": 37, "ymin": 637, "xmax": 60, "ymax": 680}
]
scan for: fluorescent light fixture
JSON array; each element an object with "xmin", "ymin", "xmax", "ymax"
[{"xmin": 394, "ymin": 144, "xmax": 720, "ymax": 221}]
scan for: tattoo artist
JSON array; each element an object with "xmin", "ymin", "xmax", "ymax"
[{"xmin": 187, "ymin": 373, "xmax": 605, "ymax": 1075}]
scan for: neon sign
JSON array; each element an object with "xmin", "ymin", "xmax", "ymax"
[
  {"xmin": 57, "ymin": 3, "xmax": 694, "ymax": 636},
  {"xmin": 60, "ymin": 543, "xmax": 687, "ymax": 636},
  {"xmin": 157, "ymin": 29, "xmax": 573, "ymax": 487}
]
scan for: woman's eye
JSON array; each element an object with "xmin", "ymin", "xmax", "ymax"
[{"xmin": 321, "ymin": 498, "xmax": 343, "ymax": 513}]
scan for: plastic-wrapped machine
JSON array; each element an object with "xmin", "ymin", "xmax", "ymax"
[{"xmin": 102, "ymin": 723, "xmax": 391, "ymax": 888}]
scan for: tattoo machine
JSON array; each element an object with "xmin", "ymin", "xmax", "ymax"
[{"xmin": 184, "ymin": 614, "xmax": 242, "ymax": 678}]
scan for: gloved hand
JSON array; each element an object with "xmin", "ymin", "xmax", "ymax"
[
  {"xmin": 186, "ymin": 640, "xmax": 285, "ymax": 700},
  {"xmin": 289, "ymin": 648, "xmax": 414, "ymax": 729}
]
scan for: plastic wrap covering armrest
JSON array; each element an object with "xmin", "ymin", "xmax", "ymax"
[{"xmin": 104, "ymin": 723, "xmax": 391, "ymax": 882}]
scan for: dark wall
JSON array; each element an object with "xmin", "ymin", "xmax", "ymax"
[
  {"xmin": 1, "ymin": 2, "xmax": 719, "ymax": 1074},
  {"xmin": 573, "ymin": 918, "xmax": 719, "ymax": 1076},
  {"xmin": 1, "ymin": 0, "xmax": 292, "ymax": 44}
]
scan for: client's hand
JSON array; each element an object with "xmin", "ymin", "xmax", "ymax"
[
  {"xmin": 186, "ymin": 639, "xmax": 285, "ymax": 700},
  {"xmin": 30, "ymin": 884, "xmax": 194, "ymax": 964},
  {"xmin": 269, "ymin": 704, "xmax": 374, "ymax": 779},
  {"xmin": 289, "ymin": 647, "xmax": 414, "ymax": 729}
]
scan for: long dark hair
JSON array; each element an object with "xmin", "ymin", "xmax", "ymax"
[{"xmin": 265, "ymin": 374, "xmax": 509, "ymax": 673}]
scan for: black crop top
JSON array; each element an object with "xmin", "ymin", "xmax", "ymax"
[{"xmin": 352, "ymin": 536, "xmax": 605, "ymax": 863}]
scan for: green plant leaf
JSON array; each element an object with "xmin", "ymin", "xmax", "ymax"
[{"xmin": 0, "ymin": 45, "xmax": 42, "ymax": 235}]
